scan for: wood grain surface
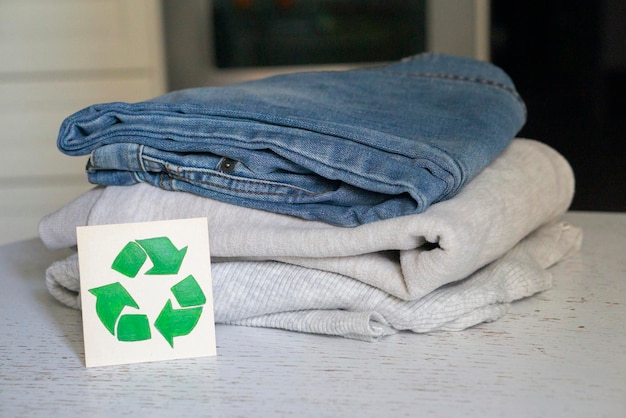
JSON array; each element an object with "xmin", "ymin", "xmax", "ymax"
[{"xmin": 1, "ymin": 211, "xmax": 624, "ymax": 417}]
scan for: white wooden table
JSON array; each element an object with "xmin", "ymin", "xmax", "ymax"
[{"xmin": 1, "ymin": 211, "xmax": 624, "ymax": 417}]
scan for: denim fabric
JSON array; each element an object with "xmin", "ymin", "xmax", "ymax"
[{"xmin": 58, "ymin": 53, "xmax": 526, "ymax": 226}]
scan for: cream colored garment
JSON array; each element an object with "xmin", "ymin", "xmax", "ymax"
[{"xmin": 39, "ymin": 139, "xmax": 574, "ymax": 300}]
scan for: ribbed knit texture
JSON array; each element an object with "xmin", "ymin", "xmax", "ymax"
[{"xmin": 45, "ymin": 221, "xmax": 581, "ymax": 341}]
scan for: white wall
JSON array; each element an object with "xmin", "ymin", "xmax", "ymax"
[{"xmin": 0, "ymin": 0, "xmax": 166, "ymax": 245}]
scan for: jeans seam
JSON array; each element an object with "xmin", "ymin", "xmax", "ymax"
[
  {"xmin": 142, "ymin": 155, "xmax": 327, "ymax": 197},
  {"xmin": 368, "ymin": 70, "xmax": 524, "ymax": 106},
  {"xmin": 265, "ymin": 142, "xmax": 456, "ymax": 198},
  {"xmin": 137, "ymin": 144, "xmax": 147, "ymax": 172},
  {"xmin": 174, "ymin": 171, "xmax": 325, "ymax": 197},
  {"xmin": 141, "ymin": 146, "xmax": 452, "ymax": 200}
]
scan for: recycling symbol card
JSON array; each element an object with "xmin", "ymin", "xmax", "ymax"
[{"xmin": 77, "ymin": 217, "xmax": 216, "ymax": 367}]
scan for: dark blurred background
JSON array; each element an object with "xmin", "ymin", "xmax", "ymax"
[
  {"xmin": 490, "ymin": 0, "xmax": 625, "ymax": 212},
  {"xmin": 163, "ymin": 0, "xmax": 625, "ymax": 212}
]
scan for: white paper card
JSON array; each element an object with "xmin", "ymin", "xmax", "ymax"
[{"xmin": 77, "ymin": 218, "xmax": 216, "ymax": 367}]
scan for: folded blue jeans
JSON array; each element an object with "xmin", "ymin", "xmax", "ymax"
[{"xmin": 58, "ymin": 53, "xmax": 526, "ymax": 226}]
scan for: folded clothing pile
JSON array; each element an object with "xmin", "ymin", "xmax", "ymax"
[{"xmin": 39, "ymin": 53, "xmax": 582, "ymax": 341}]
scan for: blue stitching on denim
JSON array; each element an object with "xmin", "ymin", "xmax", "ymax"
[
  {"xmin": 142, "ymin": 155, "xmax": 326, "ymax": 197},
  {"xmin": 370, "ymin": 70, "xmax": 524, "ymax": 105}
]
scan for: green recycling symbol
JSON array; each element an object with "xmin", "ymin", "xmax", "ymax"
[{"xmin": 88, "ymin": 237, "xmax": 207, "ymax": 348}]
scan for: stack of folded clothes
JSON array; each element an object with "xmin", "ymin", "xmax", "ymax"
[{"xmin": 39, "ymin": 53, "xmax": 582, "ymax": 341}]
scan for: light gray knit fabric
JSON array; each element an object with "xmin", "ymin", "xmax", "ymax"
[
  {"xmin": 40, "ymin": 139, "xmax": 575, "ymax": 300},
  {"xmin": 45, "ymin": 221, "xmax": 582, "ymax": 341}
]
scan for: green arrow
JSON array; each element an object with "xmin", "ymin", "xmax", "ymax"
[
  {"xmin": 89, "ymin": 282, "xmax": 139, "ymax": 335},
  {"xmin": 136, "ymin": 237, "xmax": 187, "ymax": 275},
  {"xmin": 117, "ymin": 314, "xmax": 151, "ymax": 342},
  {"xmin": 171, "ymin": 275, "xmax": 206, "ymax": 307},
  {"xmin": 154, "ymin": 300, "xmax": 203, "ymax": 348},
  {"xmin": 111, "ymin": 241, "xmax": 147, "ymax": 278}
]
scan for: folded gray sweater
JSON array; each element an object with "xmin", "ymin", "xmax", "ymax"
[{"xmin": 45, "ymin": 221, "xmax": 581, "ymax": 341}]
